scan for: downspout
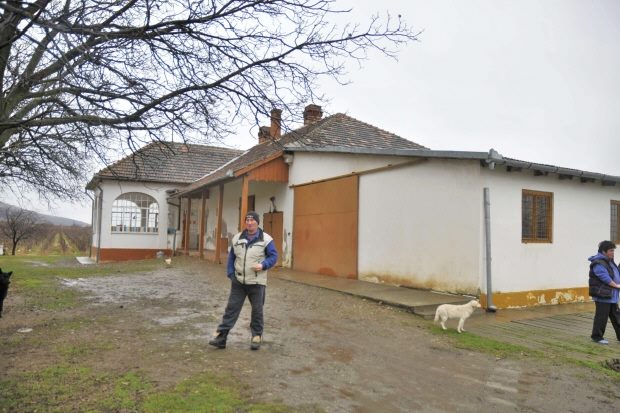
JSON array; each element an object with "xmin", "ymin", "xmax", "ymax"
[
  {"xmin": 483, "ymin": 187, "xmax": 497, "ymax": 312},
  {"xmin": 96, "ymin": 183, "xmax": 103, "ymax": 264}
]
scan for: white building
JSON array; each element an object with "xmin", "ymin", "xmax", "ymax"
[
  {"xmin": 86, "ymin": 142, "xmax": 242, "ymax": 262},
  {"xmin": 89, "ymin": 105, "xmax": 620, "ymax": 308}
]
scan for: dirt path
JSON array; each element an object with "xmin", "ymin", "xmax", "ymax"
[{"xmin": 2, "ymin": 259, "xmax": 618, "ymax": 412}]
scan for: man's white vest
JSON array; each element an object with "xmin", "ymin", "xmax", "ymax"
[{"xmin": 231, "ymin": 230, "xmax": 273, "ymax": 286}]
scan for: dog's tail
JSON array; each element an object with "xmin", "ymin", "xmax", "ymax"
[{"xmin": 434, "ymin": 309, "xmax": 439, "ymax": 323}]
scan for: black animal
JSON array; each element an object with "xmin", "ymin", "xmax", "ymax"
[{"xmin": 0, "ymin": 268, "xmax": 13, "ymax": 318}]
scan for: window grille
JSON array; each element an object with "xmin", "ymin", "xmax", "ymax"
[
  {"xmin": 522, "ymin": 190, "xmax": 553, "ymax": 243},
  {"xmin": 111, "ymin": 192, "xmax": 159, "ymax": 233}
]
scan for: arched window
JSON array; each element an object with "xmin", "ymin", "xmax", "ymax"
[{"xmin": 111, "ymin": 192, "xmax": 159, "ymax": 233}]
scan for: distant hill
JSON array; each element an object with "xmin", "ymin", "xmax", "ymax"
[{"xmin": 0, "ymin": 201, "xmax": 90, "ymax": 227}]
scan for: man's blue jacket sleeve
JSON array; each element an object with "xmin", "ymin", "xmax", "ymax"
[
  {"xmin": 261, "ymin": 240, "xmax": 279, "ymax": 270},
  {"xmin": 226, "ymin": 247, "xmax": 236, "ymax": 279}
]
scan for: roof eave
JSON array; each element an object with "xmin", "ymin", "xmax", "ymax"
[
  {"xmin": 286, "ymin": 146, "xmax": 620, "ymax": 185},
  {"xmin": 85, "ymin": 175, "xmax": 194, "ymax": 190},
  {"xmin": 284, "ymin": 146, "xmax": 489, "ymax": 160},
  {"xmin": 497, "ymin": 158, "xmax": 620, "ymax": 184},
  {"xmin": 85, "ymin": 175, "xmax": 100, "ymax": 190},
  {"xmin": 169, "ymin": 174, "xmax": 237, "ymax": 199}
]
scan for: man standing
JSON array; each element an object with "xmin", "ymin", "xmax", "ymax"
[
  {"xmin": 209, "ymin": 211, "xmax": 278, "ymax": 350},
  {"xmin": 589, "ymin": 240, "xmax": 620, "ymax": 344}
]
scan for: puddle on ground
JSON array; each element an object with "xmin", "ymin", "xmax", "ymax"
[
  {"xmin": 23, "ymin": 260, "xmax": 50, "ymax": 267},
  {"xmin": 58, "ymin": 272, "xmax": 208, "ymax": 304},
  {"xmin": 59, "ymin": 278, "xmax": 88, "ymax": 287},
  {"xmin": 154, "ymin": 308, "xmax": 203, "ymax": 325}
]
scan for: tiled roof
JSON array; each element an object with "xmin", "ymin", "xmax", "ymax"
[
  {"xmin": 87, "ymin": 142, "xmax": 243, "ymax": 188},
  {"xmin": 178, "ymin": 113, "xmax": 427, "ymax": 194},
  {"xmin": 284, "ymin": 113, "xmax": 427, "ymax": 150}
]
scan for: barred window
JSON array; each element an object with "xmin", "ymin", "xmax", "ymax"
[
  {"xmin": 522, "ymin": 190, "xmax": 553, "ymax": 243},
  {"xmin": 111, "ymin": 192, "xmax": 159, "ymax": 233},
  {"xmin": 612, "ymin": 201, "xmax": 620, "ymax": 243}
]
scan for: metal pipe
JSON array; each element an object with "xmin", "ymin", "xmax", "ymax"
[{"xmin": 483, "ymin": 187, "xmax": 497, "ymax": 312}]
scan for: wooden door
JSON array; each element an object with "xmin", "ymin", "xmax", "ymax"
[
  {"xmin": 263, "ymin": 211, "xmax": 283, "ymax": 267},
  {"xmin": 293, "ymin": 175, "xmax": 358, "ymax": 278}
]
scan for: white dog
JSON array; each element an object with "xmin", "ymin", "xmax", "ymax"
[{"xmin": 434, "ymin": 300, "xmax": 481, "ymax": 333}]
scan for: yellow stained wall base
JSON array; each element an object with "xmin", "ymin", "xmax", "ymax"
[{"xmin": 480, "ymin": 286, "xmax": 590, "ymax": 309}]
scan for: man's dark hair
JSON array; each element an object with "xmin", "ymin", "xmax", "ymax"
[{"xmin": 598, "ymin": 240, "xmax": 616, "ymax": 253}]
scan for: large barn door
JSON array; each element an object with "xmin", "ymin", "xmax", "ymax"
[{"xmin": 293, "ymin": 175, "xmax": 358, "ymax": 278}]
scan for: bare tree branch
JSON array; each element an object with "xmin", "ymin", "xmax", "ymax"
[{"xmin": 0, "ymin": 0, "xmax": 420, "ymax": 201}]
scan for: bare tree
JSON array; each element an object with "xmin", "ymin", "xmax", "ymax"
[
  {"xmin": 0, "ymin": 0, "xmax": 419, "ymax": 201},
  {"xmin": 0, "ymin": 206, "xmax": 39, "ymax": 255}
]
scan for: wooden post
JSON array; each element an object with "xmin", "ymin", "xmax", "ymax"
[
  {"xmin": 184, "ymin": 197, "xmax": 191, "ymax": 256},
  {"xmin": 215, "ymin": 184, "xmax": 224, "ymax": 264},
  {"xmin": 199, "ymin": 190, "xmax": 207, "ymax": 259},
  {"xmin": 239, "ymin": 175, "xmax": 249, "ymax": 231}
]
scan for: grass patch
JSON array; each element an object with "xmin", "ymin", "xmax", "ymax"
[
  {"xmin": 0, "ymin": 365, "xmax": 105, "ymax": 413},
  {"xmin": 576, "ymin": 359, "xmax": 620, "ymax": 379},
  {"xmin": 428, "ymin": 325, "xmax": 542, "ymax": 359},
  {"xmin": 56, "ymin": 341, "xmax": 116, "ymax": 360},
  {"xmin": 0, "ymin": 368, "xmax": 299, "ymax": 413},
  {"xmin": 0, "ymin": 365, "xmax": 152, "ymax": 413},
  {"xmin": 101, "ymin": 371, "xmax": 153, "ymax": 412},
  {"xmin": 142, "ymin": 373, "xmax": 295, "ymax": 413},
  {"xmin": 142, "ymin": 374, "xmax": 243, "ymax": 413},
  {"xmin": 539, "ymin": 339, "xmax": 610, "ymax": 357},
  {"xmin": 426, "ymin": 320, "xmax": 620, "ymax": 380}
]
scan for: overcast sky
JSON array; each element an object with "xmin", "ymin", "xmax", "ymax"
[{"xmin": 3, "ymin": 0, "xmax": 619, "ymax": 223}]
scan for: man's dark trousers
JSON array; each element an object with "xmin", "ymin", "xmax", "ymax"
[
  {"xmin": 591, "ymin": 301, "xmax": 620, "ymax": 341},
  {"xmin": 217, "ymin": 277, "xmax": 266, "ymax": 337}
]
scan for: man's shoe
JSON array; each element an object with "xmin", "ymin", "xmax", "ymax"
[
  {"xmin": 593, "ymin": 338, "xmax": 609, "ymax": 345},
  {"xmin": 209, "ymin": 332, "xmax": 227, "ymax": 349},
  {"xmin": 250, "ymin": 335, "xmax": 262, "ymax": 350}
]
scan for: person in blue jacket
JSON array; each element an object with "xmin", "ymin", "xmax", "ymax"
[
  {"xmin": 589, "ymin": 240, "xmax": 620, "ymax": 345},
  {"xmin": 209, "ymin": 211, "xmax": 278, "ymax": 350}
]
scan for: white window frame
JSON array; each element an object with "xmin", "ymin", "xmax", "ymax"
[{"xmin": 111, "ymin": 192, "xmax": 159, "ymax": 233}]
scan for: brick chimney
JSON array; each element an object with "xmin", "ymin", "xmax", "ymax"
[
  {"xmin": 303, "ymin": 104, "xmax": 323, "ymax": 126},
  {"xmin": 270, "ymin": 108, "xmax": 282, "ymax": 139},
  {"xmin": 258, "ymin": 126, "xmax": 271, "ymax": 144}
]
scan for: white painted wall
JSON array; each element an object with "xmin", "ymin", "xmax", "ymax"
[
  {"xmin": 358, "ymin": 159, "xmax": 482, "ymax": 293},
  {"xmin": 222, "ymin": 179, "xmax": 242, "ymax": 238},
  {"xmin": 482, "ymin": 166, "xmax": 620, "ymax": 294},
  {"xmin": 288, "ymin": 152, "xmax": 411, "ymax": 185},
  {"xmin": 94, "ymin": 180, "xmax": 184, "ymax": 250},
  {"xmin": 203, "ymin": 186, "xmax": 221, "ymax": 251}
]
